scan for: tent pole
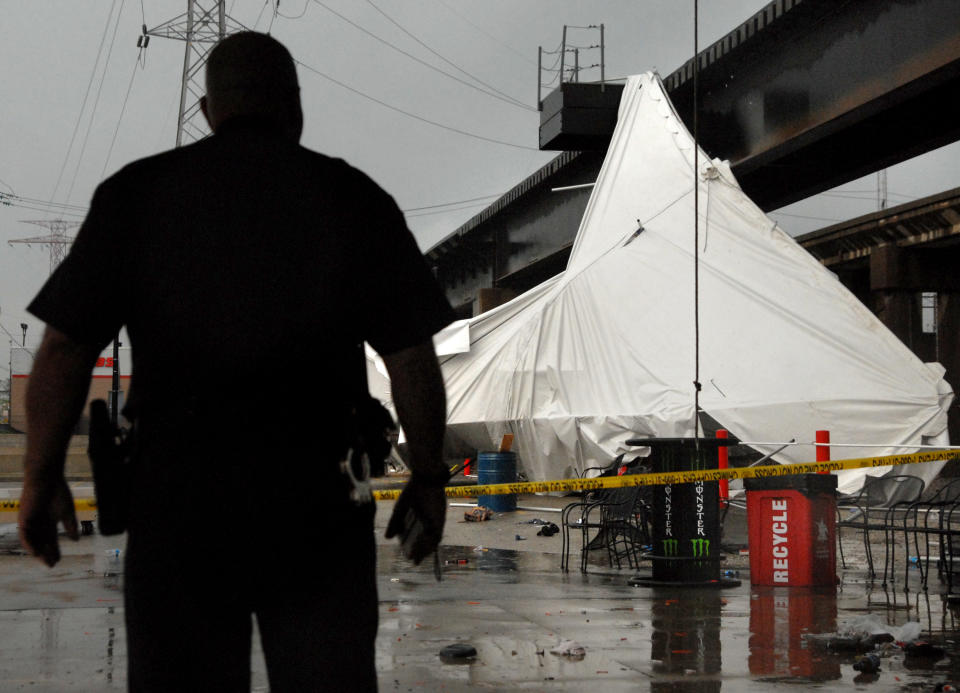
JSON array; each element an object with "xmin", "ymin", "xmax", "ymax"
[{"xmin": 693, "ymin": 0, "xmax": 701, "ymax": 448}]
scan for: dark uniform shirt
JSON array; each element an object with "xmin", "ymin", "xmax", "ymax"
[
  {"xmin": 29, "ymin": 117, "xmax": 454, "ymax": 444},
  {"xmin": 29, "ymin": 117, "xmax": 453, "ymax": 690}
]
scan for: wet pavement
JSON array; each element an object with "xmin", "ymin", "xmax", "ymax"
[
  {"xmin": 1, "ymin": 498, "xmax": 960, "ymax": 691},
  {"xmin": 377, "ymin": 544, "xmax": 960, "ymax": 692}
]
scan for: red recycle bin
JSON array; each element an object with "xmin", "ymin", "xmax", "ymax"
[{"xmin": 744, "ymin": 474, "xmax": 838, "ymax": 587}]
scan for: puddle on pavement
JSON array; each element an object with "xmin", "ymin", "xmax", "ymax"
[
  {"xmin": 376, "ymin": 545, "xmax": 960, "ymax": 691},
  {"xmin": 6, "ymin": 538, "xmax": 960, "ymax": 690}
]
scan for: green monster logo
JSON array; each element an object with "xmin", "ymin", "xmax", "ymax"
[
  {"xmin": 691, "ymin": 538, "xmax": 710, "ymax": 557},
  {"xmin": 662, "ymin": 538, "xmax": 679, "ymax": 556}
]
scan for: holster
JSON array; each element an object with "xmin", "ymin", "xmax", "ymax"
[
  {"xmin": 88, "ymin": 399, "xmax": 132, "ymax": 536},
  {"xmin": 355, "ymin": 394, "xmax": 396, "ymax": 479}
]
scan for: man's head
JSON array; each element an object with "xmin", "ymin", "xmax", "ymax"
[{"xmin": 201, "ymin": 32, "xmax": 303, "ymax": 140}]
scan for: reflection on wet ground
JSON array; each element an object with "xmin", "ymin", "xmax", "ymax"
[
  {"xmin": 2, "ymin": 534, "xmax": 960, "ymax": 690},
  {"xmin": 379, "ymin": 545, "xmax": 960, "ymax": 692}
]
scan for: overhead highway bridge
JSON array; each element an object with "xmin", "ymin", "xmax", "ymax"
[{"xmin": 424, "ymin": 0, "xmax": 960, "ymax": 442}]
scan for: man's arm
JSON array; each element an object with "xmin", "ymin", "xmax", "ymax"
[
  {"xmin": 19, "ymin": 327, "xmax": 101, "ymax": 566},
  {"xmin": 381, "ymin": 339, "xmax": 449, "ymax": 564},
  {"xmin": 382, "ymin": 341, "xmax": 448, "ymax": 479}
]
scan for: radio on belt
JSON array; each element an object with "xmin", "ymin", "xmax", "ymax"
[{"xmin": 744, "ymin": 473, "xmax": 838, "ymax": 587}]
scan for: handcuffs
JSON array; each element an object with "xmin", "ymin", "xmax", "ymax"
[{"xmin": 340, "ymin": 447, "xmax": 374, "ymax": 505}]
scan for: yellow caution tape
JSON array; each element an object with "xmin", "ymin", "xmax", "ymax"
[
  {"xmin": 372, "ymin": 448, "xmax": 960, "ymax": 501},
  {"xmin": 0, "ymin": 497, "xmax": 98, "ymax": 513},
  {"xmin": 0, "ymin": 449, "xmax": 956, "ymax": 512}
]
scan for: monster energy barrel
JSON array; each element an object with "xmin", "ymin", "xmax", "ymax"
[{"xmin": 626, "ymin": 437, "xmax": 740, "ymax": 588}]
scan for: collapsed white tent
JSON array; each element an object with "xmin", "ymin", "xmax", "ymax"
[{"xmin": 432, "ymin": 72, "xmax": 952, "ymax": 494}]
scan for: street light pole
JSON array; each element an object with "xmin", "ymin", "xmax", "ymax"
[
  {"xmin": 19, "ymin": 323, "xmax": 27, "ymax": 347},
  {"xmin": 110, "ymin": 336, "xmax": 121, "ymax": 427}
]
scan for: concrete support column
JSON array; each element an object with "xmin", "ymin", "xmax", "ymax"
[
  {"xmin": 476, "ymin": 288, "xmax": 517, "ymax": 315},
  {"xmin": 870, "ymin": 244, "xmax": 913, "ymax": 347},
  {"xmin": 938, "ymin": 292, "xmax": 960, "ymax": 449}
]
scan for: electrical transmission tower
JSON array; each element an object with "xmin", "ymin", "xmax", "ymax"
[
  {"xmin": 8, "ymin": 220, "xmax": 81, "ymax": 275},
  {"xmin": 7, "ymin": 5, "xmax": 244, "ymax": 276},
  {"xmin": 144, "ymin": 0, "xmax": 246, "ymax": 146}
]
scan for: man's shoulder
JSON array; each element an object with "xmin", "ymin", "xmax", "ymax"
[
  {"xmin": 297, "ymin": 147, "xmax": 383, "ymax": 189},
  {"xmin": 104, "ymin": 141, "xmax": 205, "ymax": 187}
]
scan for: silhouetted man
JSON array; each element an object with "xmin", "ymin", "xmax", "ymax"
[{"xmin": 19, "ymin": 32, "xmax": 453, "ymax": 692}]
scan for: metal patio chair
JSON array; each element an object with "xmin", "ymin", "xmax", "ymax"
[
  {"xmin": 836, "ymin": 474, "xmax": 925, "ymax": 580},
  {"xmin": 560, "ymin": 472, "xmax": 650, "ymax": 573},
  {"xmin": 900, "ymin": 479, "xmax": 960, "ymax": 589},
  {"xmin": 931, "ymin": 490, "xmax": 960, "ymax": 591}
]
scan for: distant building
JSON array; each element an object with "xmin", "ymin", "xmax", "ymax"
[{"xmin": 9, "ymin": 346, "xmax": 131, "ymax": 433}]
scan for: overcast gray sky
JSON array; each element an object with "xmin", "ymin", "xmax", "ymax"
[{"xmin": 2, "ymin": 1, "xmax": 959, "ymax": 378}]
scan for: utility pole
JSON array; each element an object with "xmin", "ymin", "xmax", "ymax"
[
  {"xmin": 110, "ymin": 339, "xmax": 121, "ymax": 426},
  {"xmin": 143, "ymin": 0, "xmax": 244, "ymax": 146},
  {"xmin": 8, "ymin": 219, "xmax": 81, "ymax": 274},
  {"xmin": 877, "ymin": 169, "xmax": 888, "ymax": 210}
]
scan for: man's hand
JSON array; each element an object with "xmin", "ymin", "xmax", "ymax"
[
  {"xmin": 19, "ymin": 327, "xmax": 100, "ymax": 567},
  {"xmin": 18, "ymin": 475, "xmax": 80, "ymax": 567},
  {"xmin": 385, "ymin": 478, "xmax": 446, "ymax": 565},
  {"xmin": 381, "ymin": 340, "xmax": 449, "ymax": 565}
]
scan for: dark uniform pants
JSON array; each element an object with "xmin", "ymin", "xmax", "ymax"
[{"xmin": 123, "ymin": 442, "xmax": 378, "ymax": 692}]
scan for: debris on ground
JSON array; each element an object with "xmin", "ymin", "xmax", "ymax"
[
  {"xmin": 903, "ymin": 640, "xmax": 948, "ymax": 670},
  {"xmin": 518, "ymin": 518, "xmax": 550, "ymax": 525},
  {"xmin": 853, "ymin": 653, "xmax": 881, "ymax": 673},
  {"xmin": 465, "ymin": 507, "xmax": 494, "ymax": 522},
  {"xmin": 515, "ymin": 534, "xmax": 527, "ymax": 541},
  {"xmin": 819, "ymin": 632, "xmax": 893, "ymax": 653},
  {"xmin": 439, "ymin": 643, "xmax": 477, "ymax": 662},
  {"xmin": 550, "ymin": 640, "xmax": 586, "ymax": 658},
  {"xmin": 903, "ymin": 641, "xmax": 946, "ymax": 660},
  {"xmin": 806, "ymin": 618, "xmax": 922, "ymax": 655},
  {"xmin": 537, "ymin": 522, "xmax": 560, "ymax": 537}
]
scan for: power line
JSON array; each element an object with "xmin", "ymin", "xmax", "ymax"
[
  {"xmin": 820, "ymin": 192, "xmax": 882, "ymax": 200},
  {"xmin": 405, "ymin": 201, "xmax": 491, "ymax": 218},
  {"xmin": 64, "ymin": 0, "xmax": 126, "ymax": 206},
  {"xmin": 267, "ymin": 0, "xmax": 278, "ymax": 34},
  {"xmin": 312, "ymin": 0, "xmax": 537, "ymax": 112},
  {"xmin": 363, "ymin": 0, "xmax": 529, "ymax": 109},
  {"xmin": 433, "ymin": 0, "xmax": 537, "ymax": 67},
  {"xmin": 0, "ymin": 192, "xmax": 88, "ymax": 213},
  {"xmin": 0, "ymin": 198, "xmax": 87, "ymax": 217},
  {"xmin": 101, "ymin": 50, "xmax": 142, "ymax": 179},
  {"xmin": 542, "ymin": 43, "xmax": 600, "ymax": 53},
  {"xmin": 253, "ymin": 0, "xmax": 270, "ymax": 29},
  {"xmin": 277, "ymin": 0, "xmax": 310, "ymax": 19},
  {"xmin": 0, "ymin": 321, "xmax": 22, "ymax": 345},
  {"xmin": 2, "ymin": 204, "xmax": 85, "ymax": 217},
  {"xmin": 48, "ymin": 0, "xmax": 119, "ymax": 208},
  {"xmin": 402, "ymin": 192, "xmax": 503, "ymax": 212},
  {"xmin": 153, "ymin": 87, "xmax": 181, "ymax": 152},
  {"xmin": 294, "ymin": 59, "xmax": 539, "ymax": 151},
  {"xmin": 769, "ymin": 210, "xmax": 843, "ymax": 223}
]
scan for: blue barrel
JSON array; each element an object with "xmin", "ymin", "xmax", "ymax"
[{"xmin": 477, "ymin": 451, "xmax": 517, "ymax": 512}]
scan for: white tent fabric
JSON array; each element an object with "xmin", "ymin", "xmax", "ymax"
[{"xmin": 435, "ymin": 73, "xmax": 953, "ymax": 494}]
